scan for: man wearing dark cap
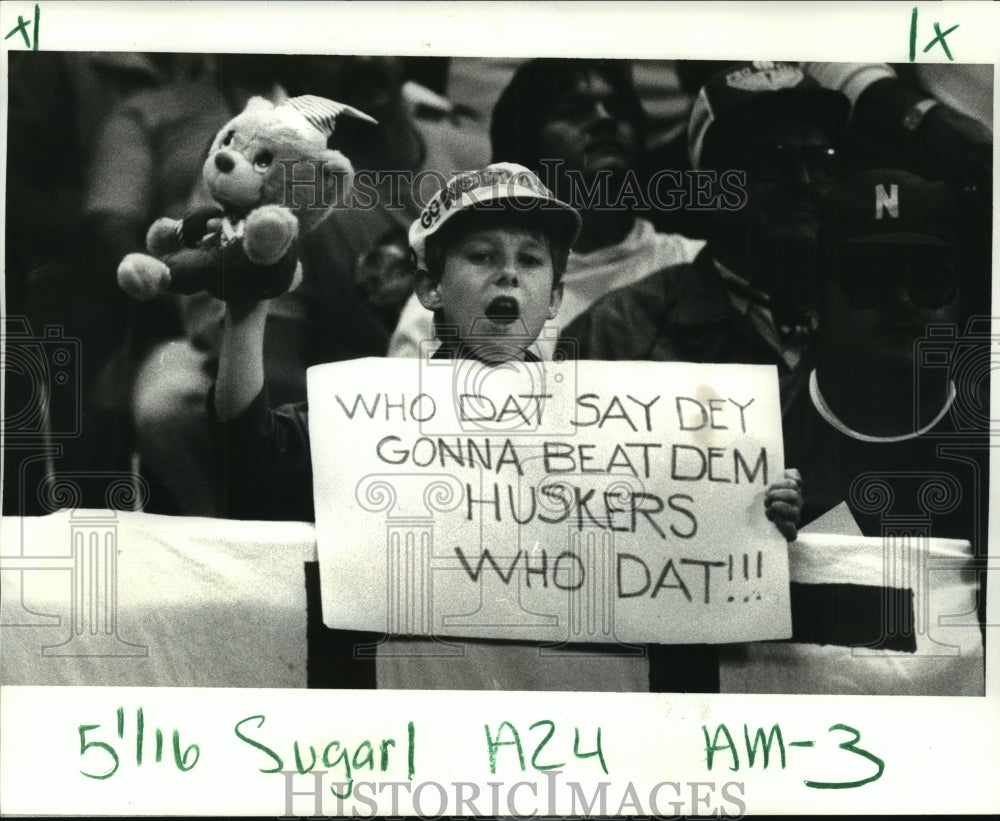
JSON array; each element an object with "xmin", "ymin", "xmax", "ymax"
[
  {"xmin": 560, "ymin": 61, "xmax": 849, "ymax": 417},
  {"xmin": 743, "ymin": 168, "xmax": 987, "ymax": 696},
  {"xmin": 788, "ymin": 168, "xmax": 986, "ymax": 541}
]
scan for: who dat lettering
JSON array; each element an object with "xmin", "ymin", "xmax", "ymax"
[
  {"xmin": 343, "ymin": 392, "xmax": 671, "ymax": 433},
  {"xmin": 333, "ymin": 392, "xmax": 757, "ymax": 432},
  {"xmin": 334, "ymin": 392, "xmax": 553, "ymax": 426}
]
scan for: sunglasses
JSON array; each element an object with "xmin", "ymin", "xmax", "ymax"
[
  {"xmin": 747, "ymin": 142, "xmax": 838, "ymax": 184},
  {"xmin": 836, "ymin": 265, "xmax": 958, "ymax": 309}
]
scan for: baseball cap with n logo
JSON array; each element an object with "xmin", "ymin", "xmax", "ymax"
[
  {"xmin": 822, "ymin": 169, "xmax": 957, "ymax": 249},
  {"xmin": 874, "ymin": 183, "xmax": 900, "ymax": 220}
]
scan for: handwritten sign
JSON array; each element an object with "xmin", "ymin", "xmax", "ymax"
[{"xmin": 309, "ymin": 358, "xmax": 792, "ymax": 644}]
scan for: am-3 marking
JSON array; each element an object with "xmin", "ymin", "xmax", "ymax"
[{"xmin": 703, "ymin": 721, "xmax": 885, "ymax": 789}]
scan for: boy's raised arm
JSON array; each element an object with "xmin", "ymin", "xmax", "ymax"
[{"xmin": 215, "ymin": 300, "xmax": 269, "ymax": 421}]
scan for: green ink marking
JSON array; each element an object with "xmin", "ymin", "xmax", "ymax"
[
  {"xmin": 79, "ymin": 724, "xmax": 119, "ymax": 780},
  {"xmin": 573, "ymin": 727, "xmax": 608, "ymax": 775},
  {"xmin": 136, "ymin": 708, "xmax": 144, "ymax": 766},
  {"xmin": 3, "ymin": 4, "xmax": 39, "ymax": 50},
  {"xmin": 702, "ymin": 723, "xmax": 739, "ymax": 772},
  {"xmin": 485, "ymin": 722, "xmax": 525, "ymax": 774},
  {"xmin": 233, "ymin": 715, "xmax": 283, "ymax": 773},
  {"xmin": 293, "ymin": 740, "xmax": 317, "ymax": 774},
  {"xmin": 924, "ymin": 21, "xmax": 959, "ymax": 60},
  {"xmin": 3, "ymin": 15, "xmax": 29, "ymax": 47},
  {"xmin": 804, "ymin": 723, "xmax": 885, "ymax": 789},
  {"xmin": 379, "ymin": 737, "xmax": 395, "ymax": 772},
  {"xmin": 408, "ymin": 721, "xmax": 415, "ymax": 781},
  {"xmin": 172, "ymin": 730, "xmax": 200, "ymax": 772},
  {"xmin": 744, "ymin": 724, "xmax": 785, "ymax": 769},
  {"xmin": 529, "ymin": 720, "xmax": 566, "ymax": 771}
]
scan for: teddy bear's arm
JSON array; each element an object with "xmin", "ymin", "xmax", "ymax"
[
  {"xmin": 145, "ymin": 205, "xmax": 225, "ymax": 257},
  {"xmin": 212, "ymin": 238, "xmax": 301, "ymax": 302},
  {"xmin": 178, "ymin": 205, "xmax": 226, "ymax": 247},
  {"xmin": 161, "ymin": 235, "xmax": 300, "ymax": 302}
]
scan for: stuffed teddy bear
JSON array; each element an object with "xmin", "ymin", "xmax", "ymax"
[{"xmin": 117, "ymin": 94, "xmax": 376, "ymax": 303}]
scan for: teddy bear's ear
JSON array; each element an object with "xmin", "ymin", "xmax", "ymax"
[{"xmin": 242, "ymin": 96, "xmax": 275, "ymax": 113}]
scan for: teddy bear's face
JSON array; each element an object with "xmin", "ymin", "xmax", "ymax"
[
  {"xmin": 202, "ymin": 105, "xmax": 303, "ymax": 215},
  {"xmin": 203, "ymin": 128, "xmax": 276, "ymax": 214},
  {"xmin": 203, "ymin": 97, "xmax": 359, "ymax": 230}
]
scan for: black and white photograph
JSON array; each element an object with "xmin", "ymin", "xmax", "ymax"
[{"xmin": 1, "ymin": 1, "xmax": 997, "ymax": 817}]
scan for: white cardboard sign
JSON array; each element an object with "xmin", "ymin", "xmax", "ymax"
[{"xmin": 310, "ymin": 357, "xmax": 791, "ymax": 644}]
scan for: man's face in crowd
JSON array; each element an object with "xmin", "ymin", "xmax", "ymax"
[
  {"xmin": 823, "ymin": 244, "xmax": 960, "ymax": 370},
  {"xmin": 742, "ymin": 119, "xmax": 837, "ymax": 249},
  {"xmin": 536, "ymin": 71, "xmax": 638, "ymax": 183},
  {"xmin": 710, "ymin": 114, "xmax": 837, "ymax": 308}
]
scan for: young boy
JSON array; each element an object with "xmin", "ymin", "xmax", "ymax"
[
  {"xmin": 409, "ymin": 162, "xmax": 579, "ymax": 363},
  {"xmin": 212, "ymin": 163, "xmax": 582, "ymax": 520},
  {"xmin": 212, "ymin": 162, "xmax": 802, "ymax": 688}
]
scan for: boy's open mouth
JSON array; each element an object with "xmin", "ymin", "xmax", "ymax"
[{"xmin": 484, "ymin": 296, "xmax": 520, "ymax": 325}]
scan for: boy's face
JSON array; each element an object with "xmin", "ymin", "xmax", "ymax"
[{"xmin": 417, "ymin": 225, "xmax": 563, "ymax": 361}]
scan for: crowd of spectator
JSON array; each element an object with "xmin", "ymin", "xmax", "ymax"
[{"xmin": 4, "ymin": 54, "xmax": 992, "ymax": 690}]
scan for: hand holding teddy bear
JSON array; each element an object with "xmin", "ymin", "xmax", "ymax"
[{"xmin": 117, "ymin": 94, "xmax": 376, "ymax": 304}]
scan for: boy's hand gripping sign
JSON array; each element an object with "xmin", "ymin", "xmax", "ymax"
[{"xmin": 310, "ymin": 357, "xmax": 792, "ymax": 644}]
